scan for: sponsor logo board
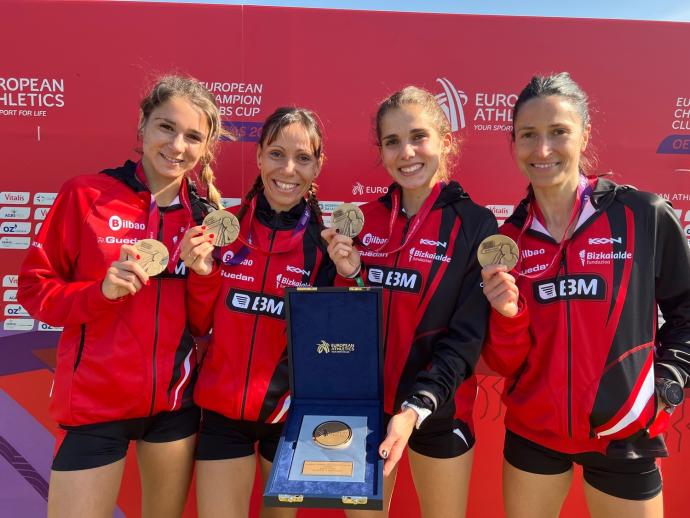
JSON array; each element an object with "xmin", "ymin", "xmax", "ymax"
[
  {"xmin": 33, "ymin": 192, "xmax": 57, "ymax": 205},
  {"xmin": 37, "ymin": 321, "xmax": 63, "ymax": 331},
  {"xmin": 3, "ymin": 275, "xmax": 18, "ymax": 287},
  {"xmin": 486, "ymin": 205, "xmax": 514, "ymax": 218},
  {"xmin": 4, "ymin": 304, "xmax": 28, "ymax": 316},
  {"xmin": 0, "ymin": 207, "xmax": 30, "ymax": 219},
  {"xmin": 1, "ymin": 221, "xmax": 31, "ymax": 234},
  {"xmin": 33, "ymin": 207, "xmax": 50, "ymax": 220},
  {"xmin": 3, "ymin": 318, "xmax": 34, "ymax": 331},
  {"xmin": 0, "ymin": 236, "xmax": 30, "ymax": 249},
  {"xmin": 0, "ymin": 192, "xmax": 29, "ymax": 205}
]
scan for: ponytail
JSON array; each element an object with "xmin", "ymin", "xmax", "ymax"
[
  {"xmin": 237, "ymin": 175, "xmax": 264, "ymax": 222},
  {"xmin": 306, "ymin": 182, "xmax": 324, "ymax": 227}
]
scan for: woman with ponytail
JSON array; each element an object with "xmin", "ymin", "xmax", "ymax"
[
  {"xmin": 181, "ymin": 107, "xmax": 335, "ymax": 518},
  {"xmin": 18, "ymin": 75, "xmax": 222, "ymax": 517},
  {"xmin": 481, "ymin": 72, "xmax": 690, "ymax": 516}
]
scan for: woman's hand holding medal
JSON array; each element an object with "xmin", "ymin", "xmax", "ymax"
[
  {"xmin": 101, "ymin": 244, "xmax": 150, "ymax": 300},
  {"xmin": 320, "ymin": 203, "xmax": 365, "ymax": 278},
  {"xmin": 180, "ymin": 225, "xmax": 216, "ymax": 276},
  {"xmin": 321, "ymin": 227, "xmax": 361, "ymax": 278},
  {"xmin": 478, "ymin": 235, "xmax": 520, "ymax": 318}
]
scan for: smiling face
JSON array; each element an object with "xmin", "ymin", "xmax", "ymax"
[
  {"xmin": 512, "ymin": 95, "xmax": 590, "ymax": 193},
  {"xmin": 378, "ymin": 104, "xmax": 452, "ymax": 201},
  {"xmin": 257, "ymin": 122, "xmax": 322, "ymax": 212},
  {"xmin": 140, "ymin": 96, "xmax": 209, "ymax": 189}
]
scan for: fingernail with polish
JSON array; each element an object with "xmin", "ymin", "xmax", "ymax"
[
  {"xmin": 380, "ymin": 449, "xmax": 388, "ymax": 459},
  {"xmin": 209, "ymin": 233, "xmax": 215, "ymax": 238},
  {"xmin": 201, "ymin": 225, "xmax": 207, "ymax": 230},
  {"xmin": 335, "ymin": 228, "xmax": 340, "ymax": 234},
  {"xmin": 136, "ymin": 254, "xmax": 141, "ymax": 260}
]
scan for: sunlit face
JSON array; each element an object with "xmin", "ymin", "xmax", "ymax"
[
  {"xmin": 257, "ymin": 123, "xmax": 322, "ymax": 212},
  {"xmin": 140, "ymin": 96, "xmax": 209, "ymax": 186},
  {"xmin": 379, "ymin": 104, "xmax": 451, "ymax": 198},
  {"xmin": 512, "ymin": 95, "xmax": 590, "ymax": 191}
]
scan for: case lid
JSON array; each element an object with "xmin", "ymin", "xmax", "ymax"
[{"xmin": 286, "ymin": 287, "xmax": 383, "ymax": 401}]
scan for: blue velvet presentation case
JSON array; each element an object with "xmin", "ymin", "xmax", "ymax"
[{"xmin": 264, "ymin": 287, "xmax": 384, "ymax": 510}]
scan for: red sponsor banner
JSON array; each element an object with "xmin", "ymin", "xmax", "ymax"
[{"xmin": 1, "ymin": 2, "xmax": 688, "ymax": 516}]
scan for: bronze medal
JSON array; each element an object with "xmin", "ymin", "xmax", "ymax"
[
  {"xmin": 203, "ymin": 209, "xmax": 240, "ymax": 247},
  {"xmin": 477, "ymin": 234, "xmax": 520, "ymax": 270},
  {"xmin": 312, "ymin": 420, "xmax": 353, "ymax": 449},
  {"xmin": 332, "ymin": 203, "xmax": 364, "ymax": 238},
  {"xmin": 134, "ymin": 239, "xmax": 169, "ymax": 276}
]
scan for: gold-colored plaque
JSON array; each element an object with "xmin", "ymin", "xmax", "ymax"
[
  {"xmin": 203, "ymin": 209, "xmax": 240, "ymax": 247},
  {"xmin": 134, "ymin": 239, "xmax": 169, "ymax": 276},
  {"xmin": 332, "ymin": 203, "xmax": 364, "ymax": 238},
  {"xmin": 302, "ymin": 461, "xmax": 354, "ymax": 477},
  {"xmin": 312, "ymin": 421, "xmax": 353, "ymax": 449},
  {"xmin": 477, "ymin": 234, "xmax": 520, "ymax": 270}
]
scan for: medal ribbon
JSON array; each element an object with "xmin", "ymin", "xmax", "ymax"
[
  {"xmin": 219, "ymin": 195, "xmax": 311, "ymax": 264},
  {"xmin": 356, "ymin": 182, "xmax": 443, "ymax": 256},
  {"xmin": 514, "ymin": 175, "xmax": 595, "ymax": 280},
  {"xmin": 136, "ymin": 162, "xmax": 192, "ymax": 273}
]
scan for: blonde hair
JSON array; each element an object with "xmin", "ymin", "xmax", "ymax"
[{"xmin": 139, "ymin": 75, "xmax": 224, "ymax": 206}]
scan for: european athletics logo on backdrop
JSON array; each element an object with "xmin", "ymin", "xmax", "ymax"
[
  {"xmin": 434, "ymin": 78, "xmax": 468, "ymax": 132},
  {"xmin": 434, "ymin": 79, "xmax": 517, "ymax": 133}
]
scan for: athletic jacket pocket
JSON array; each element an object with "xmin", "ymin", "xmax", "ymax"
[
  {"xmin": 69, "ymin": 315, "xmax": 148, "ymax": 423},
  {"xmin": 73, "ymin": 324, "xmax": 86, "ymax": 370}
]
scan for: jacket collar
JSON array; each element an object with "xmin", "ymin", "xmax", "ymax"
[
  {"xmin": 378, "ymin": 181, "xmax": 469, "ymax": 214},
  {"xmin": 100, "ymin": 159, "xmax": 204, "ymax": 207},
  {"xmin": 255, "ymin": 191, "xmax": 308, "ymax": 230},
  {"xmin": 506, "ymin": 176, "xmax": 623, "ymax": 229}
]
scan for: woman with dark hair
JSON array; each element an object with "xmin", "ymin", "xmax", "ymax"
[
  {"xmin": 481, "ymin": 72, "xmax": 690, "ymax": 517},
  {"xmin": 181, "ymin": 107, "xmax": 335, "ymax": 518},
  {"xmin": 18, "ymin": 75, "xmax": 223, "ymax": 517},
  {"xmin": 322, "ymin": 86, "xmax": 497, "ymax": 518}
]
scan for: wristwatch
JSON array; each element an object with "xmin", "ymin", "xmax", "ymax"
[
  {"xmin": 401, "ymin": 394, "xmax": 435, "ymax": 429},
  {"xmin": 655, "ymin": 378, "xmax": 684, "ymax": 408}
]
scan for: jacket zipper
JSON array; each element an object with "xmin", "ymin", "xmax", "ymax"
[
  {"xmin": 560, "ymin": 248, "xmax": 573, "ymax": 438},
  {"xmin": 149, "ymin": 216, "xmax": 164, "ymax": 415},
  {"xmin": 383, "ymin": 217, "xmax": 412, "ymax": 358},
  {"xmin": 240, "ymin": 228, "xmax": 276, "ymax": 419},
  {"xmin": 74, "ymin": 323, "xmax": 86, "ymax": 370}
]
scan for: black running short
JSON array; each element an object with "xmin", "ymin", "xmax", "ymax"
[
  {"xmin": 504, "ymin": 430, "xmax": 662, "ymax": 500},
  {"xmin": 53, "ymin": 406, "xmax": 200, "ymax": 471},
  {"xmin": 384, "ymin": 412, "xmax": 475, "ymax": 459},
  {"xmin": 195, "ymin": 409, "xmax": 283, "ymax": 462}
]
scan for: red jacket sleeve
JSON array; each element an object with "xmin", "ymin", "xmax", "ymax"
[
  {"xmin": 332, "ymin": 265, "xmax": 364, "ymax": 287},
  {"xmin": 481, "ymin": 297, "xmax": 533, "ymax": 378},
  {"xmin": 18, "ymin": 178, "xmax": 122, "ymax": 326},
  {"xmin": 186, "ymin": 266, "xmax": 222, "ymax": 336}
]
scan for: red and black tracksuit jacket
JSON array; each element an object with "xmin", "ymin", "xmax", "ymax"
[
  {"xmin": 356, "ymin": 181, "xmax": 497, "ymax": 426},
  {"xmin": 483, "ymin": 177, "xmax": 690, "ymax": 456},
  {"xmin": 188, "ymin": 193, "xmax": 335, "ymax": 423},
  {"xmin": 18, "ymin": 160, "xmax": 213, "ymax": 426}
]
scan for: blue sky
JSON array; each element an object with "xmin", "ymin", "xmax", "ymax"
[{"xmin": 131, "ymin": 0, "xmax": 690, "ymax": 22}]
